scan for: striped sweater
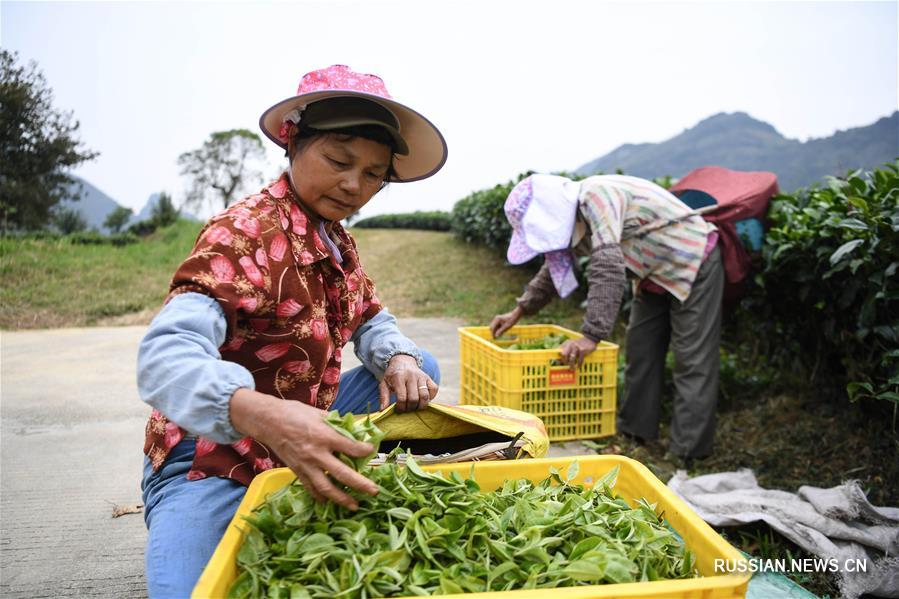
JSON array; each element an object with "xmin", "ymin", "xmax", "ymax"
[
  {"xmin": 579, "ymin": 175, "xmax": 714, "ymax": 302},
  {"xmin": 517, "ymin": 175, "xmax": 714, "ymax": 340}
]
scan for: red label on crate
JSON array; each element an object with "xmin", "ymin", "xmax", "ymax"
[{"xmin": 549, "ymin": 368, "xmax": 576, "ymax": 386}]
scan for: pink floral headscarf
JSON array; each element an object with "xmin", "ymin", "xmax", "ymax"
[{"xmin": 505, "ymin": 175, "xmax": 581, "ymax": 298}]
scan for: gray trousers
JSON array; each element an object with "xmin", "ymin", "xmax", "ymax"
[{"xmin": 618, "ymin": 246, "xmax": 724, "ymax": 458}]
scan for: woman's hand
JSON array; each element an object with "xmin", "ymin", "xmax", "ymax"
[
  {"xmin": 229, "ymin": 389, "xmax": 378, "ymax": 510},
  {"xmin": 490, "ymin": 305, "xmax": 524, "ymax": 338},
  {"xmin": 559, "ymin": 337, "xmax": 598, "ymax": 369},
  {"xmin": 378, "ymin": 354, "xmax": 438, "ymax": 412}
]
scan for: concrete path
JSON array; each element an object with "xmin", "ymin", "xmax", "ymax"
[{"xmin": 0, "ymin": 320, "xmax": 595, "ymax": 597}]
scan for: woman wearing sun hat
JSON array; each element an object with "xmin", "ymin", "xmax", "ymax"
[
  {"xmin": 136, "ymin": 65, "xmax": 448, "ymax": 597},
  {"xmin": 490, "ymin": 173, "xmax": 724, "ymax": 464}
]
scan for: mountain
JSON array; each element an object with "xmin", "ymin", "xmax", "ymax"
[
  {"xmin": 131, "ymin": 193, "xmax": 200, "ymax": 225},
  {"xmin": 575, "ymin": 111, "xmax": 899, "ymax": 191},
  {"xmin": 59, "ymin": 177, "xmax": 121, "ymax": 232},
  {"xmin": 135, "ymin": 192, "xmax": 162, "ymax": 222},
  {"xmin": 60, "ymin": 179, "xmax": 199, "ymax": 232}
]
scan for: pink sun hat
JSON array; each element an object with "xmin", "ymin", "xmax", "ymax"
[{"xmin": 259, "ymin": 64, "xmax": 448, "ymax": 182}]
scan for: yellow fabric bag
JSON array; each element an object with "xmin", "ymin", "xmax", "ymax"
[{"xmin": 357, "ymin": 403, "xmax": 549, "ymax": 464}]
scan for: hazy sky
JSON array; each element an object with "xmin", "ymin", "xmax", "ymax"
[{"xmin": 2, "ymin": 0, "xmax": 897, "ymax": 220}]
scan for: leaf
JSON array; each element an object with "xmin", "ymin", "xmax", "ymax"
[
  {"xmin": 566, "ymin": 460, "xmax": 580, "ymax": 483},
  {"xmin": 847, "ymin": 382, "xmax": 874, "ymax": 400},
  {"xmin": 404, "ymin": 457, "xmax": 434, "ymax": 481},
  {"xmin": 836, "ymin": 218, "xmax": 870, "ymax": 231},
  {"xmin": 829, "ymin": 239, "xmax": 865, "ymax": 265},
  {"xmin": 603, "ymin": 553, "xmax": 638, "ymax": 584},
  {"xmin": 563, "ymin": 560, "xmax": 605, "ymax": 581},
  {"xmin": 594, "ymin": 465, "xmax": 620, "ymax": 491},
  {"xmin": 876, "ymin": 391, "xmax": 899, "ymax": 404},
  {"xmin": 439, "ymin": 577, "xmax": 465, "ymax": 594},
  {"xmin": 386, "ymin": 507, "xmax": 414, "ymax": 520},
  {"xmin": 486, "ymin": 561, "xmax": 519, "ymax": 585},
  {"xmin": 289, "ymin": 585, "xmax": 311, "ymax": 599},
  {"xmin": 110, "ymin": 503, "xmax": 143, "ymax": 518},
  {"xmin": 874, "ymin": 325, "xmax": 899, "ymax": 343},
  {"xmin": 569, "ymin": 537, "xmax": 603, "ymax": 560}
]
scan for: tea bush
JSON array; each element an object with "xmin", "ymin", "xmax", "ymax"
[
  {"xmin": 352, "ymin": 211, "xmax": 451, "ymax": 231},
  {"xmin": 450, "ymin": 173, "xmax": 530, "ymax": 250},
  {"xmin": 742, "ymin": 161, "xmax": 899, "ymax": 408},
  {"xmin": 67, "ymin": 231, "xmax": 139, "ymax": 246}
]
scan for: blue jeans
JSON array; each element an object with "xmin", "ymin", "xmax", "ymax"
[{"xmin": 141, "ymin": 351, "xmax": 440, "ymax": 599}]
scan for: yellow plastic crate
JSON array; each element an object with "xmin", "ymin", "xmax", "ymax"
[
  {"xmin": 194, "ymin": 456, "xmax": 749, "ymax": 598},
  {"xmin": 459, "ymin": 325, "xmax": 618, "ymax": 441}
]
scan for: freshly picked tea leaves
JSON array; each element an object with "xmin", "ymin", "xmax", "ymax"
[{"xmin": 227, "ymin": 413, "xmax": 696, "ymax": 598}]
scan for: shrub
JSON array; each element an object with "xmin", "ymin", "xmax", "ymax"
[
  {"xmin": 103, "ymin": 206, "xmax": 133, "ymax": 234},
  {"xmin": 353, "ymin": 211, "xmax": 451, "ymax": 231},
  {"xmin": 740, "ymin": 161, "xmax": 899, "ymax": 410},
  {"xmin": 67, "ymin": 231, "xmax": 107, "ymax": 245},
  {"xmin": 152, "ymin": 192, "xmax": 180, "ymax": 227},
  {"xmin": 450, "ymin": 172, "xmax": 531, "ymax": 250},
  {"xmin": 128, "ymin": 219, "xmax": 158, "ymax": 237},
  {"xmin": 67, "ymin": 231, "xmax": 139, "ymax": 246},
  {"xmin": 51, "ymin": 206, "xmax": 88, "ymax": 234}
]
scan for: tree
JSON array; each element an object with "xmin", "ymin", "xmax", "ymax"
[
  {"xmin": 103, "ymin": 206, "xmax": 133, "ymax": 234},
  {"xmin": 177, "ymin": 129, "xmax": 265, "ymax": 212},
  {"xmin": 52, "ymin": 206, "xmax": 87, "ymax": 234},
  {"xmin": 151, "ymin": 192, "xmax": 179, "ymax": 227},
  {"xmin": 0, "ymin": 50, "xmax": 98, "ymax": 231}
]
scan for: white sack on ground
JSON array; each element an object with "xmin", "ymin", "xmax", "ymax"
[{"xmin": 667, "ymin": 469, "xmax": 899, "ymax": 599}]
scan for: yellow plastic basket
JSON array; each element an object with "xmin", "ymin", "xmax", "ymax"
[
  {"xmin": 194, "ymin": 456, "xmax": 749, "ymax": 598},
  {"xmin": 459, "ymin": 325, "xmax": 618, "ymax": 441}
]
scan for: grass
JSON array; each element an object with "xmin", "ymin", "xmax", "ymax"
[
  {"xmin": 349, "ymin": 228, "xmax": 586, "ymax": 329},
  {"xmin": 0, "ymin": 219, "xmax": 203, "ymax": 329},
  {"xmin": 1, "ymin": 226, "xmax": 585, "ymax": 331}
]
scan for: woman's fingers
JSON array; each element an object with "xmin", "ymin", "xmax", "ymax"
[
  {"xmin": 294, "ymin": 470, "xmax": 325, "ymax": 503},
  {"xmin": 496, "ymin": 318, "xmax": 512, "ymax": 338},
  {"xmin": 303, "ymin": 466, "xmax": 361, "ymax": 511},
  {"xmin": 561, "ymin": 341, "xmax": 579, "ymax": 368},
  {"xmin": 560, "ymin": 341, "xmax": 572, "ymax": 364},
  {"xmin": 403, "ymin": 377, "xmax": 420, "ymax": 412},
  {"xmin": 319, "ymin": 452, "xmax": 379, "ymax": 496},
  {"xmin": 392, "ymin": 375, "xmax": 408, "ymax": 412},
  {"xmin": 489, "ymin": 315, "xmax": 502, "ymax": 338},
  {"xmin": 425, "ymin": 377, "xmax": 439, "ymax": 403},
  {"xmin": 416, "ymin": 378, "xmax": 433, "ymax": 409},
  {"xmin": 378, "ymin": 379, "xmax": 391, "ymax": 410},
  {"xmin": 328, "ymin": 429, "xmax": 374, "ymax": 459}
]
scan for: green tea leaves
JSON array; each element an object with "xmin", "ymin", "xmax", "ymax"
[{"xmin": 230, "ymin": 417, "xmax": 697, "ymax": 597}]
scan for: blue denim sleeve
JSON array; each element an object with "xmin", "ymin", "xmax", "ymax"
[
  {"xmin": 137, "ymin": 292, "xmax": 255, "ymax": 444},
  {"xmin": 350, "ymin": 307, "xmax": 422, "ymax": 379}
]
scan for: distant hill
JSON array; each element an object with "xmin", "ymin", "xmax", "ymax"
[
  {"xmin": 60, "ymin": 178, "xmax": 199, "ymax": 232},
  {"xmin": 59, "ymin": 177, "xmax": 121, "ymax": 232},
  {"xmin": 132, "ymin": 193, "xmax": 200, "ymax": 225},
  {"xmin": 575, "ymin": 111, "xmax": 898, "ymax": 191}
]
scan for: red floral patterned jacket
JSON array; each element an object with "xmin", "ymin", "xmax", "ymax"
[{"xmin": 143, "ymin": 173, "xmax": 383, "ymax": 485}]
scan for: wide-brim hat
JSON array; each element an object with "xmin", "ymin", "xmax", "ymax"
[{"xmin": 259, "ymin": 65, "xmax": 448, "ymax": 183}]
